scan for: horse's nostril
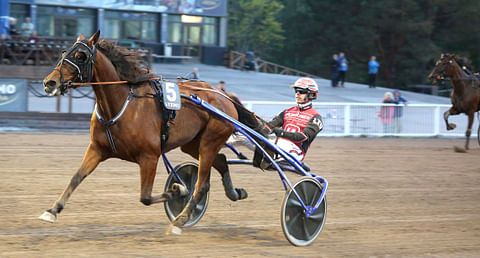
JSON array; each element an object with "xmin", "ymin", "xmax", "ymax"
[{"xmin": 45, "ymin": 80, "xmax": 57, "ymax": 87}]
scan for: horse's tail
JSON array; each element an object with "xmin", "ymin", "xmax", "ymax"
[{"xmin": 228, "ymin": 93, "xmax": 273, "ymax": 137}]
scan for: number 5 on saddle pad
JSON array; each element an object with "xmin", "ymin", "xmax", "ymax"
[{"xmin": 161, "ymin": 82, "xmax": 181, "ymax": 110}]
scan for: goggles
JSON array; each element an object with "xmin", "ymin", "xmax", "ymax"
[{"xmin": 294, "ymin": 88, "xmax": 309, "ymax": 94}]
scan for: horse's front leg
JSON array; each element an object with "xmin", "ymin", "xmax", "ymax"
[
  {"xmin": 464, "ymin": 112, "xmax": 475, "ymax": 150},
  {"xmin": 39, "ymin": 144, "xmax": 103, "ymax": 222},
  {"xmin": 137, "ymin": 155, "xmax": 166, "ymax": 205},
  {"xmin": 444, "ymin": 107, "xmax": 459, "ymax": 130}
]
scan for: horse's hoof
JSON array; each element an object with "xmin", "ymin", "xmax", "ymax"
[
  {"xmin": 236, "ymin": 188, "xmax": 248, "ymax": 200},
  {"xmin": 172, "ymin": 183, "xmax": 189, "ymax": 197},
  {"xmin": 454, "ymin": 146, "xmax": 467, "ymax": 153},
  {"xmin": 166, "ymin": 224, "xmax": 182, "ymax": 235},
  {"xmin": 447, "ymin": 123, "xmax": 457, "ymax": 130},
  {"xmin": 38, "ymin": 211, "xmax": 56, "ymax": 223}
]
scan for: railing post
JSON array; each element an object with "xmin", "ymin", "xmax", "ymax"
[
  {"xmin": 68, "ymin": 90, "xmax": 73, "ymax": 113},
  {"xmin": 56, "ymin": 95, "xmax": 61, "ymax": 112},
  {"xmin": 344, "ymin": 104, "xmax": 351, "ymax": 135},
  {"xmin": 434, "ymin": 106, "xmax": 440, "ymax": 136}
]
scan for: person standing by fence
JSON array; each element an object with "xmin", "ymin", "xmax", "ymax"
[
  {"xmin": 337, "ymin": 52, "xmax": 348, "ymax": 88},
  {"xmin": 378, "ymin": 92, "xmax": 395, "ymax": 134},
  {"xmin": 368, "ymin": 56, "xmax": 379, "ymax": 88},
  {"xmin": 393, "ymin": 90, "xmax": 408, "ymax": 133},
  {"xmin": 330, "ymin": 54, "xmax": 339, "ymax": 87}
]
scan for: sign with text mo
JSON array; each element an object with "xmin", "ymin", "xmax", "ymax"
[{"xmin": 0, "ymin": 79, "xmax": 28, "ymax": 112}]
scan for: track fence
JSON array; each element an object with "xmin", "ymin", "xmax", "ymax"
[{"xmin": 243, "ymin": 101, "xmax": 479, "ymax": 138}]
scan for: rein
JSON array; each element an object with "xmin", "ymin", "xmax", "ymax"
[{"xmin": 71, "ymin": 78, "xmax": 275, "ymax": 128}]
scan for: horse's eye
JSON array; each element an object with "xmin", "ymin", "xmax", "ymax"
[{"xmin": 75, "ymin": 52, "xmax": 87, "ymax": 63}]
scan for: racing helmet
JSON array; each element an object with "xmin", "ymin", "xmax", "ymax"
[{"xmin": 290, "ymin": 77, "xmax": 319, "ymax": 100}]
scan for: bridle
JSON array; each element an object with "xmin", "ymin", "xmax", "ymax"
[
  {"xmin": 433, "ymin": 57, "xmax": 480, "ymax": 90},
  {"xmin": 54, "ymin": 40, "xmax": 97, "ymax": 94}
]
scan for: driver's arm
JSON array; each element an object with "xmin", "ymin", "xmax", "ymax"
[{"xmin": 272, "ymin": 115, "xmax": 323, "ymax": 142}]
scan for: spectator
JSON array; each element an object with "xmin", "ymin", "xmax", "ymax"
[
  {"xmin": 20, "ymin": 17, "xmax": 34, "ymax": 37},
  {"xmin": 337, "ymin": 52, "xmax": 348, "ymax": 88},
  {"xmin": 244, "ymin": 50, "xmax": 258, "ymax": 72},
  {"xmin": 368, "ymin": 56, "xmax": 380, "ymax": 88},
  {"xmin": 378, "ymin": 92, "xmax": 395, "ymax": 134},
  {"xmin": 393, "ymin": 90, "xmax": 408, "ymax": 133},
  {"xmin": 186, "ymin": 67, "xmax": 199, "ymax": 80},
  {"xmin": 330, "ymin": 54, "xmax": 339, "ymax": 87},
  {"xmin": 28, "ymin": 30, "xmax": 40, "ymax": 43},
  {"xmin": 215, "ymin": 80, "xmax": 226, "ymax": 92},
  {"xmin": 9, "ymin": 17, "xmax": 19, "ymax": 37}
]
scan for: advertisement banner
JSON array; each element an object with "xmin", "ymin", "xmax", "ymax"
[
  {"xmin": 0, "ymin": 79, "xmax": 28, "ymax": 112},
  {"xmin": 30, "ymin": 0, "xmax": 227, "ymax": 16}
]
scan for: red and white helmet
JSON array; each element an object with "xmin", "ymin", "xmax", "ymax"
[{"xmin": 290, "ymin": 77, "xmax": 319, "ymax": 100}]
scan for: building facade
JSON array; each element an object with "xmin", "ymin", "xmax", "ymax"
[{"xmin": 1, "ymin": 0, "xmax": 228, "ymax": 63}]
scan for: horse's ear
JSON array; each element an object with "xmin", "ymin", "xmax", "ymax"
[
  {"xmin": 88, "ymin": 30, "xmax": 101, "ymax": 47},
  {"xmin": 76, "ymin": 33, "xmax": 85, "ymax": 42}
]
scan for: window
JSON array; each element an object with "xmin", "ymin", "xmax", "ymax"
[
  {"xmin": 167, "ymin": 15, "xmax": 218, "ymax": 45},
  {"xmin": 104, "ymin": 11, "xmax": 158, "ymax": 41},
  {"xmin": 36, "ymin": 6, "xmax": 95, "ymax": 37},
  {"xmin": 9, "ymin": 3, "xmax": 30, "ymax": 27}
]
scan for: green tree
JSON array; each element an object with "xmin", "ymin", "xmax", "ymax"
[
  {"xmin": 275, "ymin": 0, "xmax": 440, "ymax": 88},
  {"xmin": 227, "ymin": 0, "xmax": 285, "ymax": 59}
]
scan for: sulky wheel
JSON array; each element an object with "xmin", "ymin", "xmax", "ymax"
[
  {"xmin": 281, "ymin": 177, "xmax": 327, "ymax": 246},
  {"xmin": 164, "ymin": 162, "xmax": 209, "ymax": 227}
]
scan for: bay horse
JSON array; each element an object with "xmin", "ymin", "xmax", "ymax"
[
  {"xmin": 428, "ymin": 53, "xmax": 480, "ymax": 151},
  {"xmin": 39, "ymin": 31, "xmax": 259, "ymax": 233}
]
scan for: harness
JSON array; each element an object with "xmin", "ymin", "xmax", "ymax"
[{"xmin": 93, "ymin": 81, "xmax": 177, "ymax": 153}]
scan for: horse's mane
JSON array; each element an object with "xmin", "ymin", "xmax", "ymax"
[
  {"xmin": 96, "ymin": 39, "xmax": 154, "ymax": 83},
  {"xmin": 450, "ymin": 54, "xmax": 475, "ymax": 73}
]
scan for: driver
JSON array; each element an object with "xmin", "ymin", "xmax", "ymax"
[{"xmin": 263, "ymin": 77, "xmax": 323, "ymax": 161}]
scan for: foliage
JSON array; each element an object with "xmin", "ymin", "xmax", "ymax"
[
  {"xmin": 227, "ymin": 0, "xmax": 285, "ymax": 59},
  {"xmin": 227, "ymin": 0, "xmax": 480, "ymax": 89}
]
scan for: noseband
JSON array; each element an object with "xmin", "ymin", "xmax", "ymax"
[{"xmin": 55, "ymin": 40, "xmax": 97, "ymax": 93}]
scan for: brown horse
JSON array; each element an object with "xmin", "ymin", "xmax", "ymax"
[
  {"xmin": 428, "ymin": 53, "xmax": 480, "ymax": 151},
  {"xmin": 39, "ymin": 31, "xmax": 255, "ymax": 233}
]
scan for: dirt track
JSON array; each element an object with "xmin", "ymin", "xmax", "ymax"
[{"xmin": 0, "ymin": 133, "xmax": 479, "ymax": 257}]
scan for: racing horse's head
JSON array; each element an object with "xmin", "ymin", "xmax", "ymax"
[
  {"xmin": 428, "ymin": 53, "xmax": 458, "ymax": 84},
  {"xmin": 43, "ymin": 31, "xmax": 100, "ymax": 96}
]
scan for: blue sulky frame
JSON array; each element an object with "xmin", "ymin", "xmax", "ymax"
[
  {"xmin": 159, "ymin": 93, "xmax": 328, "ymax": 245},
  {"xmin": 162, "ymin": 94, "xmax": 328, "ymax": 219}
]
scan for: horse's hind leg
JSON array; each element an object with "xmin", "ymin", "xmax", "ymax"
[
  {"xmin": 464, "ymin": 112, "xmax": 475, "ymax": 150},
  {"xmin": 39, "ymin": 144, "xmax": 102, "ymax": 222},
  {"xmin": 180, "ymin": 142, "xmax": 248, "ymax": 202},
  {"xmin": 444, "ymin": 108, "xmax": 458, "ymax": 130},
  {"xmin": 214, "ymin": 153, "xmax": 248, "ymax": 201},
  {"xmin": 169, "ymin": 126, "xmax": 232, "ymax": 233}
]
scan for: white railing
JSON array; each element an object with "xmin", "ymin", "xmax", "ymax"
[{"xmin": 242, "ymin": 101, "xmax": 479, "ymax": 137}]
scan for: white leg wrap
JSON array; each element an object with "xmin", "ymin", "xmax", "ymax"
[
  {"xmin": 167, "ymin": 224, "xmax": 183, "ymax": 235},
  {"xmin": 38, "ymin": 211, "xmax": 56, "ymax": 223}
]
